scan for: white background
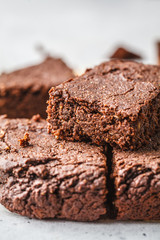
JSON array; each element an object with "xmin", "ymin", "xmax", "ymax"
[
  {"xmin": 0, "ymin": 0, "xmax": 160, "ymax": 73},
  {"xmin": 0, "ymin": 0, "xmax": 160, "ymax": 239}
]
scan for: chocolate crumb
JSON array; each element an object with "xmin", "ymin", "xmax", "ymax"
[
  {"xmin": 110, "ymin": 47, "xmax": 142, "ymax": 60},
  {"xmin": 0, "ymin": 130, "xmax": 5, "ymax": 139},
  {"xmin": 5, "ymin": 145, "xmax": 11, "ymax": 152},
  {"xmin": 0, "ymin": 114, "xmax": 7, "ymax": 120},
  {"xmin": 31, "ymin": 114, "xmax": 41, "ymax": 122},
  {"xmin": 18, "ymin": 132, "xmax": 30, "ymax": 147}
]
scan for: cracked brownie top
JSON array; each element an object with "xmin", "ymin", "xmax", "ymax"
[
  {"xmin": 53, "ymin": 60, "xmax": 160, "ymax": 117},
  {"xmin": 0, "ymin": 116, "xmax": 107, "ymax": 221},
  {"xmin": 0, "ymin": 116, "xmax": 106, "ymax": 173}
]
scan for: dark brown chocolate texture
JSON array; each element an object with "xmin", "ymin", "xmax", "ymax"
[
  {"xmin": 157, "ymin": 42, "xmax": 160, "ymax": 65},
  {"xmin": 47, "ymin": 60, "xmax": 160, "ymax": 150},
  {"xmin": 0, "ymin": 117, "xmax": 107, "ymax": 221},
  {"xmin": 110, "ymin": 47, "xmax": 142, "ymax": 60},
  {"xmin": 0, "ymin": 57, "xmax": 74, "ymax": 118},
  {"xmin": 112, "ymin": 133, "xmax": 160, "ymax": 220}
]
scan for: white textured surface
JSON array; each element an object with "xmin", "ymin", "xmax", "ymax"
[
  {"xmin": 0, "ymin": 205, "xmax": 160, "ymax": 240},
  {"xmin": 0, "ymin": 0, "xmax": 160, "ymax": 239}
]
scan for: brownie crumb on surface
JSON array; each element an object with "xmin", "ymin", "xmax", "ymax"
[
  {"xmin": 31, "ymin": 114, "xmax": 41, "ymax": 122},
  {"xmin": 110, "ymin": 47, "xmax": 142, "ymax": 60},
  {"xmin": 0, "ymin": 117, "xmax": 107, "ymax": 221},
  {"xmin": 0, "ymin": 57, "xmax": 74, "ymax": 118},
  {"xmin": 0, "ymin": 130, "xmax": 5, "ymax": 139},
  {"xmin": 47, "ymin": 60, "xmax": 160, "ymax": 150},
  {"xmin": 18, "ymin": 132, "xmax": 30, "ymax": 147}
]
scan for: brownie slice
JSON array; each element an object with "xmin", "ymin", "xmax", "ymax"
[
  {"xmin": 157, "ymin": 41, "xmax": 160, "ymax": 65},
  {"xmin": 0, "ymin": 57, "xmax": 74, "ymax": 118},
  {"xmin": 0, "ymin": 116, "xmax": 107, "ymax": 221},
  {"xmin": 47, "ymin": 60, "xmax": 160, "ymax": 150},
  {"xmin": 110, "ymin": 47, "xmax": 142, "ymax": 60},
  {"xmin": 112, "ymin": 135, "xmax": 160, "ymax": 220}
]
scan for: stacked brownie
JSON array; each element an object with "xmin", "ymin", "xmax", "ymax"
[
  {"xmin": 47, "ymin": 60, "xmax": 160, "ymax": 150},
  {"xmin": 0, "ymin": 59, "xmax": 160, "ymax": 221},
  {"xmin": 47, "ymin": 60, "xmax": 160, "ymax": 220}
]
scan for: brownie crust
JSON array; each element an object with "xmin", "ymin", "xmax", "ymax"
[
  {"xmin": 0, "ymin": 117, "xmax": 107, "ymax": 221},
  {"xmin": 112, "ymin": 135, "xmax": 160, "ymax": 220},
  {"xmin": 0, "ymin": 57, "xmax": 74, "ymax": 118},
  {"xmin": 47, "ymin": 60, "xmax": 160, "ymax": 150}
]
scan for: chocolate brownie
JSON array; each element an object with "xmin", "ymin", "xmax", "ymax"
[
  {"xmin": 157, "ymin": 42, "xmax": 160, "ymax": 65},
  {"xmin": 110, "ymin": 47, "xmax": 142, "ymax": 60},
  {"xmin": 47, "ymin": 60, "xmax": 160, "ymax": 150},
  {"xmin": 0, "ymin": 116, "xmax": 107, "ymax": 221},
  {"xmin": 112, "ymin": 134, "xmax": 160, "ymax": 220},
  {"xmin": 0, "ymin": 57, "xmax": 74, "ymax": 118}
]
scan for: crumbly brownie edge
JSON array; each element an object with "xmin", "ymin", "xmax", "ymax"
[
  {"xmin": 47, "ymin": 87, "xmax": 160, "ymax": 150},
  {"xmin": 0, "ymin": 86, "xmax": 49, "ymax": 118}
]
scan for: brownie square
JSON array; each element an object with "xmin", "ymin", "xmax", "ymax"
[
  {"xmin": 0, "ymin": 57, "xmax": 74, "ymax": 118},
  {"xmin": 112, "ymin": 135, "xmax": 160, "ymax": 220},
  {"xmin": 0, "ymin": 116, "xmax": 107, "ymax": 221},
  {"xmin": 47, "ymin": 60, "xmax": 160, "ymax": 150}
]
